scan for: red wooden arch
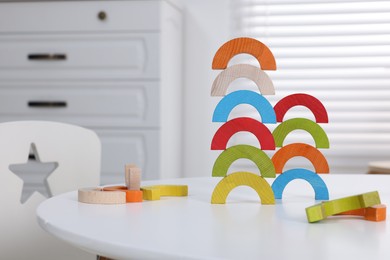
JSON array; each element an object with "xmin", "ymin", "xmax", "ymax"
[
  {"xmin": 274, "ymin": 93, "xmax": 328, "ymax": 123},
  {"xmin": 211, "ymin": 117, "xmax": 275, "ymax": 150}
]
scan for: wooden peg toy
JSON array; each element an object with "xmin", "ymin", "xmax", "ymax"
[
  {"xmin": 211, "ymin": 64, "xmax": 275, "ymax": 96},
  {"xmin": 271, "ymin": 168, "xmax": 329, "ymax": 200},
  {"xmin": 212, "ymin": 144, "xmax": 276, "ymax": 178},
  {"xmin": 274, "ymin": 93, "xmax": 328, "ymax": 123},
  {"xmin": 213, "ymin": 90, "xmax": 276, "ymax": 123},
  {"xmin": 272, "ymin": 143, "xmax": 329, "ymax": 174},
  {"xmin": 125, "ymin": 164, "xmax": 141, "ymax": 191},
  {"xmin": 211, "ymin": 171, "xmax": 275, "ymax": 204},
  {"xmin": 336, "ymin": 204, "xmax": 386, "ymax": 222},
  {"xmin": 272, "ymin": 118, "xmax": 329, "ymax": 148},
  {"xmin": 141, "ymin": 185, "xmax": 188, "ymax": 201},
  {"xmin": 212, "ymin": 37, "xmax": 276, "ymax": 70},
  {"xmin": 103, "ymin": 186, "xmax": 143, "ymax": 203},
  {"xmin": 211, "ymin": 117, "xmax": 275, "ymax": 150},
  {"xmin": 305, "ymin": 191, "xmax": 381, "ymax": 223},
  {"xmin": 78, "ymin": 187, "xmax": 126, "ymax": 204}
]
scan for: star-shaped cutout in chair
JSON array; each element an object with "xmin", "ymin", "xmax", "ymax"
[{"xmin": 9, "ymin": 143, "xmax": 58, "ymax": 204}]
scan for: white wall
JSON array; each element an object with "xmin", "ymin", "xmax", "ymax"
[{"xmin": 182, "ymin": 0, "xmax": 230, "ymax": 177}]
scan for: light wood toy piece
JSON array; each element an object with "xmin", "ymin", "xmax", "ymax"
[
  {"xmin": 213, "ymin": 90, "xmax": 276, "ymax": 123},
  {"xmin": 367, "ymin": 161, "xmax": 390, "ymax": 174},
  {"xmin": 271, "ymin": 168, "xmax": 329, "ymax": 200},
  {"xmin": 212, "ymin": 37, "xmax": 276, "ymax": 70},
  {"xmin": 272, "ymin": 118, "xmax": 330, "ymax": 148},
  {"xmin": 336, "ymin": 204, "xmax": 386, "ymax": 222},
  {"xmin": 272, "ymin": 143, "xmax": 329, "ymax": 173},
  {"xmin": 125, "ymin": 164, "xmax": 141, "ymax": 191},
  {"xmin": 78, "ymin": 187, "xmax": 126, "ymax": 204},
  {"xmin": 141, "ymin": 185, "xmax": 188, "ymax": 201},
  {"xmin": 211, "ymin": 64, "xmax": 275, "ymax": 96},
  {"xmin": 211, "ymin": 117, "xmax": 275, "ymax": 150},
  {"xmin": 211, "ymin": 171, "xmax": 275, "ymax": 204},
  {"xmin": 103, "ymin": 186, "xmax": 143, "ymax": 203},
  {"xmin": 305, "ymin": 191, "xmax": 381, "ymax": 223},
  {"xmin": 212, "ymin": 144, "xmax": 276, "ymax": 178},
  {"xmin": 274, "ymin": 93, "xmax": 329, "ymax": 123}
]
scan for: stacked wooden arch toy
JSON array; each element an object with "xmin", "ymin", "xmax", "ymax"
[{"xmin": 210, "ymin": 37, "xmax": 330, "ymax": 204}]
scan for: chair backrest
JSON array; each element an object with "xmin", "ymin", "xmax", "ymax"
[{"xmin": 0, "ymin": 121, "xmax": 100, "ymax": 260}]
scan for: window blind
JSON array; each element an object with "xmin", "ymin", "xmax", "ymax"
[{"xmin": 228, "ymin": 0, "xmax": 390, "ymax": 174}]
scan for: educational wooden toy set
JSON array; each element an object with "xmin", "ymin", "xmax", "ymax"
[
  {"xmin": 77, "ymin": 36, "xmax": 386, "ymax": 224},
  {"xmin": 209, "ymin": 37, "xmax": 386, "ymax": 222},
  {"xmin": 210, "ymin": 37, "xmax": 330, "ymax": 203}
]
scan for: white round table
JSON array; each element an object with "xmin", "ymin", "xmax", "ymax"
[{"xmin": 37, "ymin": 174, "xmax": 390, "ymax": 260}]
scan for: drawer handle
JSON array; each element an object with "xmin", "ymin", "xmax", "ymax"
[
  {"xmin": 98, "ymin": 11, "xmax": 107, "ymax": 21},
  {"xmin": 28, "ymin": 53, "xmax": 67, "ymax": 61},
  {"xmin": 28, "ymin": 101, "xmax": 67, "ymax": 108}
]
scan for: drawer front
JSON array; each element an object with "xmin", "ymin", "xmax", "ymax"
[
  {"xmin": 0, "ymin": 34, "xmax": 159, "ymax": 79},
  {"xmin": 96, "ymin": 129, "xmax": 160, "ymax": 184},
  {"xmin": 0, "ymin": 82, "xmax": 160, "ymax": 128},
  {"xmin": 0, "ymin": 1, "xmax": 162, "ymax": 33}
]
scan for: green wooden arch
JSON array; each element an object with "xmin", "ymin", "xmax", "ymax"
[
  {"xmin": 272, "ymin": 118, "xmax": 329, "ymax": 148},
  {"xmin": 212, "ymin": 144, "xmax": 276, "ymax": 178}
]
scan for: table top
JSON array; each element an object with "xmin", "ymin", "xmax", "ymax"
[{"xmin": 37, "ymin": 174, "xmax": 390, "ymax": 260}]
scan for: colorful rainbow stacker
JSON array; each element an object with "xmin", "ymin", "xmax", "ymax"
[{"xmin": 210, "ymin": 37, "xmax": 330, "ymax": 204}]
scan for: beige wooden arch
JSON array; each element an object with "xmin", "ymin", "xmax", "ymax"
[{"xmin": 211, "ymin": 64, "xmax": 275, "ymax": 96}]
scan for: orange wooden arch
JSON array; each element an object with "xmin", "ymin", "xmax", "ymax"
[
  {"xmin": 272, "ymin": 143, "xmax": 329, "ymax": 173},
  {"xmin": 212, "ymin": 37, "xmax": 276, "ymax": 70}
]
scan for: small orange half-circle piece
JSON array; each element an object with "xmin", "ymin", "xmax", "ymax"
[{"xmin": 212, "ymin": 37, "xmax": 276, "ymax": 70}]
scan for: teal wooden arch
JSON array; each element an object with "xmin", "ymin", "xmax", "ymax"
[
  {"xmin": 212, "ymin": 90, "xmax": 276, "ymax": 123},
  {"xmin": 271, "ymin": 168, "xmax": 329, "ymax": 200}
]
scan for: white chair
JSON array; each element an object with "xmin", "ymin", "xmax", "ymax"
[{"xmin": 0, "ymin": 121, "xmax": 101, "ymax": 260}]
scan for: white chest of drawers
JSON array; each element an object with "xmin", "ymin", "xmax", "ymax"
[{"xmin": 0, "ymin": 0, "xmax": 183, "ymax": 184}]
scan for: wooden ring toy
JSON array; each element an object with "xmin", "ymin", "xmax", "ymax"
[
  {"xmin": 78, "ymin": 187, "xmax": 126, "ymax": 204},
  {"xmin": 103, "ymin": 186, "xmax": 143, "ymax": 203}
]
